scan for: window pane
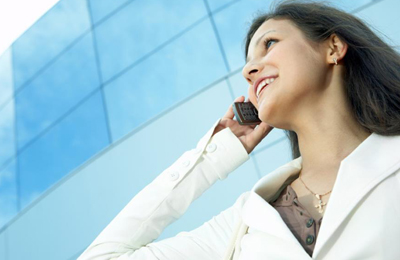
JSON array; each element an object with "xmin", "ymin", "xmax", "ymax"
[
  {"xmin": 253, "ymin": 139, "xmax": 293, "ymax": 179},
  {"xmin": 94, "ymin": 0, "xmax": 207, "ymax": 82},
  {"xmin": 88, "ymin": 0, "xmax": 130, "ymax": 24},
  {"xmin": 330, "ymin": 0, "xmax": 373, "ymax": 12},
  {"xmin": 356, "ymin": 0, "xmax": 400, "ymax": 52},
  {"xmin": 15, "ymin": 32, "xmax": 100, "ymax": 150},
  {"xmin": 0, "ymin": 101, "xmax": 15, "ymax": 168},
  {"xmin": 213, "ymin": 0, "xmax": 270, "ymax": 71},
  {"xmin": 19, "ymin": 91, "xmax": 109, "ymax": 209},
  {"xmin": 0, "ymin": 160, "xmax": 17, "ymax": 229},
  {"xmin": 0, "ymin": 48, "xmax": 13, "ymax": 107},
  {"xmin": 207, "ymin": 0, "xmax": 237, "ymax": 12},
  {"xmin": 12, "ymin": 0, "xmax": 91, "ymax": 90},
  {"xmin": 104, "ymin": 19, "xmax": 227, "ymax": 140}
]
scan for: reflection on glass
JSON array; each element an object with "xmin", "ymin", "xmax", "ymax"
[
  {"xmin": 94, "ymin": 0, "xmax": 207, "ymax": 82},
  {"xmin": 88, "ymin": 0, "xmax": 129, "ymax": 24},
  {"xmin": 104, "ymin": 19, "xmax": 227, "ymax": 140},
  {"xmin": 0, "ymin": 160, "xmax": 17, "ymax": 229},
  {"xmin": 15, "ymin": 32, "xmax": 100, "ymax": 150},
  {"xmin": 12, "ymin": 0, "xmax": 91, "ymax": 90},
  {"xmin": 0, "ymin": 102, "xmax": 15, "ymax": 168},
  {"xmin": 19, "ymin": 91, "xmax": 109, "ymax": 209},
  {"xmin": 207, "ymin": 0, "xmax": 237, "ymax": 13},
  {"xmin": 0, "ymin": 48, "xmax": 14, "ymax": 107}
]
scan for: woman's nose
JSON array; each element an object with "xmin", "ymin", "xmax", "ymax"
[{"xmin": 242, "ymin": 62, "xmax": 263, "ymax": 85}]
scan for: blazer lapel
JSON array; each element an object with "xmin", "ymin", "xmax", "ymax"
[
  {"xmin": 242, "ymin": 132, "xmax": 400, "ymax": 257},
  {"xmin": 313, "ymin": 132, "xmax": 400, "ymax": 257},
  {"xmin": 242, "ymin": 157, "xmax": 303, "ymax": 247}
]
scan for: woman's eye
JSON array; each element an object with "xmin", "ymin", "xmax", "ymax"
[{"xmin": 264, "ymin": 39, "xmax": 277, "ymax": 49}]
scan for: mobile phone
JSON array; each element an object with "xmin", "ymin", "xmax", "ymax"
[{"xmin": 232, "ymin": 102, "xmax": 262, "ymax": 125}]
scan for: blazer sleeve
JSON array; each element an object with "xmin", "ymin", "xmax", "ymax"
[{"xmin": 77, "ymin": 119, "xmax": 250, "ymax": 260}]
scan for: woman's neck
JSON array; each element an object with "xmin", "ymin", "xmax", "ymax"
[{"xmin": 295, "ymin": 117, "xmax": 371, "ymax": 191}]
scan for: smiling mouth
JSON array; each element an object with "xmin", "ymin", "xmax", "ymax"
[{"xmin": 256, "ymin": 77, "xmax": 277, "ymax": 99}]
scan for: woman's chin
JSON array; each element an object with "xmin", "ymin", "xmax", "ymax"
[{"xmin": 259, "ymin": 112, "xmax": 290, "ymax": 130}]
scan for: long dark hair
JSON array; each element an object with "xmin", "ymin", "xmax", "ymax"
[{"xmin": 244, "ymin": 0, "xmax": 400, "ymax": 159}]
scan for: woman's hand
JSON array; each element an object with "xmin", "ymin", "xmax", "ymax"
[{"xmin": 212, "ymin": 96, "xmax": 274, "ymax": 154}]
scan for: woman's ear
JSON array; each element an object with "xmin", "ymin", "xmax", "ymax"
[{"xmin": 326, "ymin": 34, "xmax": 348, "ymax": 65}]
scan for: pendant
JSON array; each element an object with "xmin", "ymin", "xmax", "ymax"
[{"xmin": 314, "ymin": 194, "xmax": 327, "ymax": 213}]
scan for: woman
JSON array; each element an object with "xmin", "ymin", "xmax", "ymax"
[{"xmin": 78, "ymin": 1, "xmax": 400, "ymax": 259}]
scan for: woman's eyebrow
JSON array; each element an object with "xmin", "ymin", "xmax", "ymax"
[
  {"xmin": 255, "ymin": 30, "xmax": 277, "ymax": 46},
  {"xmin": 246, "ymin": 30, "xmax": 277, "ymax": 63}
]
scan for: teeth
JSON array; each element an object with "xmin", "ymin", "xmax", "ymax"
[{"xmin": 256, "ymin": 77, "xmax": 276, "ymax": 98}]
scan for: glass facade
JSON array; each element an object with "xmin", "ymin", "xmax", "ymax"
[
  {"xmin": 18, "ymin": 90, "xmax": 110, "ymax": 208},
  {"xmin": 12, "ymin": 0, "xmax": 91, "ymax": 90},
  {"xmin": 104, "ymin": 18, "xmax": 228, "ymax": 140},
  {"xmin": 0, "ymin": 0, "xmax": 398, "ymax": 259},
  {"xmin": 15, "ymin": 32, "xmax": 101, "ymax": 150}
]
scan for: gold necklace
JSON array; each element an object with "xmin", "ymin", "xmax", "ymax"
[{"xmin": 299, "ymin": 172, "xmax": 332, "ymax": 213}]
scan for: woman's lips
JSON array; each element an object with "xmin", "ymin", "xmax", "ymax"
[
  {"xmin": 257, "ymin": 85, "xmax": 269, "ymax": 99},
  {"xmin": 256, "ymin": 77, "xmax": 277, "ymax": 100},
  {"xmin": 254, "ymin": 76, "xmax": 278, "ymax": 99}
]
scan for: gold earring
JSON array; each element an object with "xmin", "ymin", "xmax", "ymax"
[{"xmin": 333, "ymin": 58, "xmax": 338, "ymax": 65}]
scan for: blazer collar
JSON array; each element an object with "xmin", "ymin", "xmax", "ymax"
[
  {"xmin": 242, "ymin": 157, "xmax": 304, "ymax": 250},
  {"xmin": 313, "ymin": 132, "xmax": 400, "ymax": 257},
  {"xmin": 242, "ymin": 132, "xmax": 400, "ymax": 257}
]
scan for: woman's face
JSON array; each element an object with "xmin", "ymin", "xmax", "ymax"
[{"xmin": 243, "ymin": 18, "xmax": 330, "ymax": 130}]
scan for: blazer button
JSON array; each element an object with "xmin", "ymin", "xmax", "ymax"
[
  {"xmin": 306, "ymin": 218, "xmax": 314, "ymax": 228},
  {"xmin": 168, "ymin": 171, "xmax": 180, "ymax": 181},
  {"xmin": 306, "ymin": 235, "xmax": 315, "ymax": 245},
  {"xmin": 206, "ymin": 143, "xmax": 217, "ymax": 153},
  {"xmin": 182, "ymin": 160, "xmax": 190, "ymax": 167}
]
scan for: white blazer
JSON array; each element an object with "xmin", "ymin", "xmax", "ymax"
[{"xmin": 78, "ymin": 119, "xmax": 400, "ymax": 260}]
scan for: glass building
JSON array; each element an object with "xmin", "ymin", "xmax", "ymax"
[{"xmin": 0, "ymin": 0, "xmax": 398, "ymax": 259}]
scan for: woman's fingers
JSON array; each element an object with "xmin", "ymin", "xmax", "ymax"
[
  {"xmin": 247, "ymin": 122, "xmax": 274, "ymax": 149},
  {"xmin": 223, "ymin": 96, "xmax": 245, "ymax": 119}
]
